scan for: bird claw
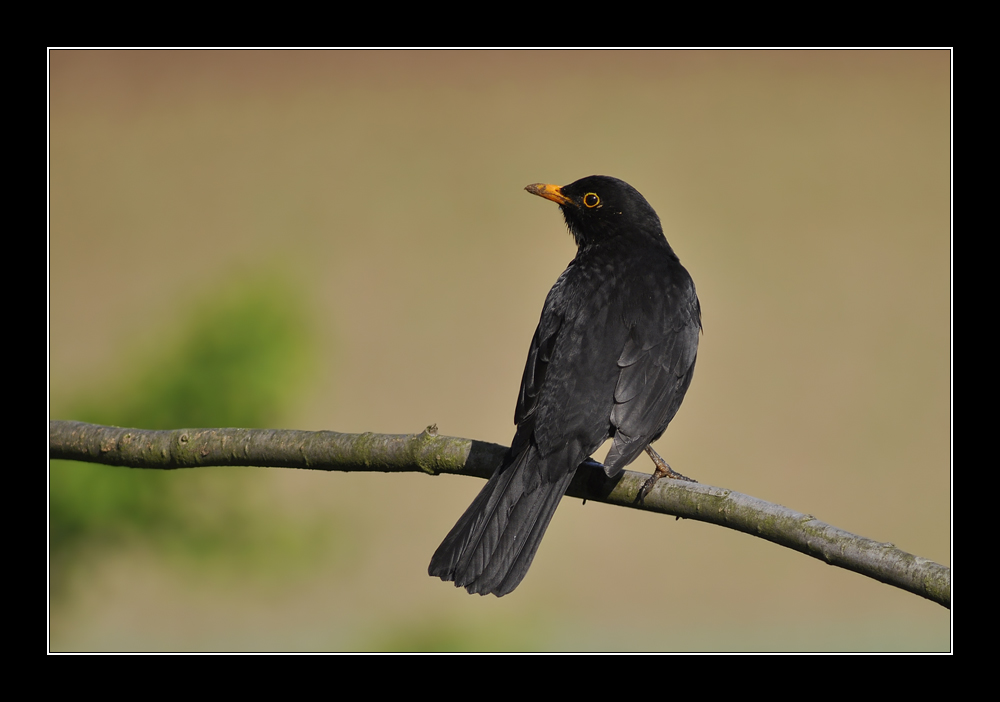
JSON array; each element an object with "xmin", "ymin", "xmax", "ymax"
[
  {"xmin": 635, "ymin": 467, "xmax": 696, "ymax": 505},
  {"xmin": 636, "ymin": 446, "xmax": 696, "ymax": 504},
  {"xmin": 636, "ymin": 474, "xmax": 658, "ymax": 505},
  {"xmin": 662, "ymin": 466, "xmax": 696, "ymax": 483}
]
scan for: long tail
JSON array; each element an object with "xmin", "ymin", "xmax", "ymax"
[{"xmin": 428, "ymin": 443, "xmax": 577, "ymax": 597}]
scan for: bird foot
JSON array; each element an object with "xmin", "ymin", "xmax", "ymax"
[{"xmin": 636, "ymin": 446, "xmax": 696, "ymax": 504}]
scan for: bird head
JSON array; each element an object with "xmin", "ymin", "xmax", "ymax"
[{"xmin": 525, "ymin": 175, "xmax": 665, "ymax": 249}]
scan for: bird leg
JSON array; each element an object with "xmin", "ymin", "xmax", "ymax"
[{"xmin": 636, "ymin": 446, "xmax": 696, "ymax": 504}]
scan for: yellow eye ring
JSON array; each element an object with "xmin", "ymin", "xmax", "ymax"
[{"xmin": 583, "ymin": 193, "xmax": 600, "ymax": 208}]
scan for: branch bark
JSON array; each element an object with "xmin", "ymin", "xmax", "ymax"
[{"xmin": 49, "ymin": 420, "xmax": 950, "ymax": 609}]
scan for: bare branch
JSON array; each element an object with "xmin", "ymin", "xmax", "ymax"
[{"xmin": 49, "ymin": 420, "xmax": 950, "ymax": 609}]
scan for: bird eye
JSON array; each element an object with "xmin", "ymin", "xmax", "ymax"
[{"xmin": 583, "ymin": 193, "xmax": 600, "ymax": 208}]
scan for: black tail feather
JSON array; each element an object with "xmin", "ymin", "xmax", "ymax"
[{"xmin": 428, "ymin": 444, "xmax": 577, "ymax": 597}]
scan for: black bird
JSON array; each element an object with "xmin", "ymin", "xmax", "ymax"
[{"xmin": 429, "ymin": 175, "xmax": 700, "ymax": 597}]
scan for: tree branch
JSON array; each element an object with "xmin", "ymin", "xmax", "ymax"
[{"xmin": 49, "ymin": 420, "xmax": 950, "ymax": 609}]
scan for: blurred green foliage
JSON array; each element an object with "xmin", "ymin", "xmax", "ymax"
[
  {"xmin": 369, "ymin": 617, "xmax": 540, "ymax": 652},
  {"xmin": 73, "ymin": 275, "xmax": 315, "ymax": 430},
  {"xmin": 50, "ymin": 274, "xmax": 327, "ymax": 580}
]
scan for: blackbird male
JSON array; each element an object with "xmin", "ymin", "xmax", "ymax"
[{"xmin": 429, "ymin": 175, "xmax": 700, "ymax": 596}]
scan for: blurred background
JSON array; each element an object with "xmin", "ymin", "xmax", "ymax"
[{"xmin": 48, "ymin": 50, "xmax": 950, "ymax": 652}]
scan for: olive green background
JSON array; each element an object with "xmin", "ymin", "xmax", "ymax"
[{"xmin": 49, "ymin": 50, "xmax": 950, "ymax": 651}]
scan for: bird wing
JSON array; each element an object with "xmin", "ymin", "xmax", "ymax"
[
  {"xmin": 515, "ymin": 249, "xmax": 699, "ymax": 476},
  {"xmin": 429, "ymin": 259, "xmax": 632, "ymax": 596},
  {"xmin": 517, "ymin": 260, "xmax": 631, "ymax": 472},
  {"xmin": 429, "ymin": 261, "xmax": 633, "ymax": 595},
  {"xmin": 605, "ymin": 264, "xmax": 701, "ymax": 473},
  {"xmin": 514, "ymin": 301, "xmax": 562, "ymax": 429}
]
